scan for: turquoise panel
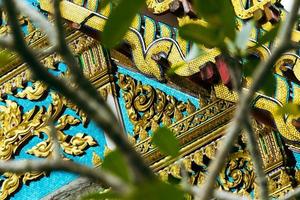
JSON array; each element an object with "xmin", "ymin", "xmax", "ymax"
[
  {"xmin": 0, "ymin": 2, "xmax": 108, "ymax": 199},
  {"xmin": 0, "ymin": 63, "xmax": 107, "ymax": 200},
  {"xmin": 116, "ymin": 66, "xmax": 200, "ymax": 136},
  {"xmin": 293, "ymin": 152, "xmax": 300, "ymax": 169}
]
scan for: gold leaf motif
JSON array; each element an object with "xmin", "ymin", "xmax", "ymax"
[
  {"xmin": 146, "ymin": 0, "xmax": 173, "ymax": 14},
  {"xmin": 219, "ymin": 152, "xmax": 255, "ymax": 194},
  {"xmin": 158, "ymin": 170, "xmax": 169, "ymax": 182},
  {"xmin": 0, "ymin": 81, "xmax": 98, "ymax": 199},
  {"xmin": 62, "ymin": 133, "xmax": 96, "ymax": 156},
  {"xmin": 170, "ymin": 164, "xmax": 181, "ymax": 179},
  {"xmin": 16, "ymin": 81, "xmax": 48, "ymax": 100},
  {"xmin": 23, "ymin": 171, "xmax": 46, "ymax": 184},
  {"xmin": 92, "ymin": 152, "xmax": 102, "ymax": 167},
  {"xmin": 118, "ymin": 74, "xmax": 197, "ymax": 141},
  {"xmin": 27, "ymin": 140, "xmax": 52, "ymax": 158},
  {"xmin": 0, "ymin": 173, "xmax": 20, "ymax": 200},
  {"xmin": 193, "ymin": 151, "xmax": 204, "ymax": 166}
]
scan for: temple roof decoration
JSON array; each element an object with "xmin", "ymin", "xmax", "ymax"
[{"xmin": 0, "ymin": 0, "xmax": 299, "ymax": 199}]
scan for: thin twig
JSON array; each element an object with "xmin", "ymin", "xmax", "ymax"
[
  {"xmin": 14, "ymin": 1, "xmax": 58, "ymax": 46},
  {"xmin": 0, "ymin": 159, "xmax": 129, "ymax": 194},
  {"xmin": 0, "ymin": 35, "xmax": 13, "ymax": 49},
  {"xmin": 214, "ymin": 190, "xmax": 250, "ymax": 200},
  {"xmin": 244, "ymin": 117, "xmax": 268, "ymax": 200},
  {"xmin": 3, "ymin": 0, "xmax": 155, "ymax": 185},
  {"xmin": 48, "ymin": 121, "xmax": 60, "ymax": 160},
  {"xmin": 37, "ymin": 45, "xmax": 58, "ymax": 58},
  {"xmin": 280, "ymin": 187, "xmax": 300, "ymax": 200},
  {"xmin": 179, "ymin": 159, "xmax": 246, "ymax": 200},
  {"xmin": 187, "ymin": 185, "xmax": 249, "ymax": 200},
  {"xmin": 52, "ymin": 0, "xmax": 155, "ymax": 183},
  {"xmin": 199, "ymin": 1, "xmax": 300, "ymax": 199},
  {"xmin": 53, "ymin": 0, "xmax": 83, "ymax": 79}
]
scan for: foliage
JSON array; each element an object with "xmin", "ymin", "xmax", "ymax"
[
  {"xmin": 152, "ymin": 127, "xmax": 180, "ymax": 157},
  {"xmin": 102, "ymin": 0, "xmax": 145, "ymax": 48},
  {"xmin": 2, "ymin": 0, "xmax": 300, "ymax": 200},
  {"xmin": 102, "ymin": 149, "xmax": 132, "ymax": 183},
  {"xmin": 87, "ymin": 0, "xmax": 296, "ymax": 199}
]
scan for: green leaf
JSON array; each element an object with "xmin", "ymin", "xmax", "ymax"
[
  {"xmin": 257, "ymin": 25, "xmax": 280, "ymax": 47},
  {"xmin": 0, "ymin": 51, "xmax": 12, "ymax": 66},
  {"xmin": 101, "ymin": 0, "xmax": 121, "ymax": 8},
  {"xmin": 168, "ymin": 44, "xmax": 206, "ymax": 75},
  {"xmin": 179, "ymin": 24, "xmax": 224, "ymax": 48},
  {"xmin": 102, "ymin": 149, "xmax": 131, "ymax": 182},
  {"xmin": 193, "ymin": 0, "xmax": 221, "ymax": 20},
  {"xmin": 152, "ymin": 127, "xmax": 180, "ymax": 157},
  {"xmin": 127, "ymin": 181, "xmax": 184, "ymax": 200},
  {"xmin": 235, "ymin": 21, "xmax": 254, "ymax": 54},
  {"xmin": 167, "ymin": 62, "xmax": 184, "ymax": 76},
  {"xmin": 260, "ymin": 73, "xmax": 276, "ymax": 96},
  {"xmin": 193, "ymin": 0, "xmax": 236, "ymax": 40},
  {"xmin": 276, "ymin": 103, "xmax": 300, "ymax": 116},
  {"xmin": 102, "ymin": 0, "xmax": 145, "ymax": 48},
  {"xmin": 220, "ymin": 0, "xmax": 237, "ymax": 41},
  {"xmin": 242, "ymin": 56, "xmax": 260, "ymax": 77}
]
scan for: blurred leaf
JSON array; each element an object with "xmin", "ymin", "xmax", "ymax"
[
  {"xmin": 256, "ymin": 25, "xmax": 280, "ymax": 47},
  {"xmin": 193, "ymin": 0, "xmax": 236, "ymax": 40},
  {"xmin": 168, "ymin": 44, "xmax": 206, "ymax": 75},
  {"xmin": 242, "ymin": 56, "xmax": 260, "ymax": 77},
  {"xmin": 193, "ymin": 0, "xmax": 221, "ymax": 20},
  {"xmin": 127, "ymin": 181, "xmax": 184, "ymax": 200},
  {"xmin": 167, "ymin": 62, "xmax": 184, "ymax": 76},
  {"xmin": 179, "ymin": 24, "xmax": 223, "ymax": 48},
  {"xmin": 260, "ymin": 73, "xmax": 276, "ymax": 96},
  {"xmin": 226, "ymin": 39, "xmax": 237, "ymax": 55},
  {"xmin": 102, "ymin": 149, "xmax": 131, "ymax": 182},
  {"xmin": 101, "ymin": 0, "xmax": 121, "ymax": 8},
  {"xmin": 276, "ymin": 103, "xmax": 300, "ymax": 116},
  {"xmin": 186, "ymin": 43, "xmax": 205, "ymax": 61},
  {"xmin": 220, "ymin": 0, "xmax": 236, "ymax": 41},
  {"xmin": 152, "ymin": 127, "xmax": 179, "ymax": 157},
  {"xmin": 82, "ymin": 190, "xmax": 121, "ymax": 200},
  {"xmin": 102, "ymin": 0, "xmax": 145, "ymax": 48},
  {"xmin": 0, "ymin": 51, "xmax": 12, "ymax": 66},
  {"xmin": 235, "ymin": 21, "xmax": 254, "ymax": 54}
]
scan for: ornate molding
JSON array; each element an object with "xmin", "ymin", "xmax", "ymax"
[
  {"xmin": 0, "ymin": 30, "xmax": 112, "ymax": 200},
  {"xmin": 158, "ymin": 136, "xmax": 256, "ymax": 196},
  {"xmin": 118, "ymin": 73, "xmax": 198, "ymax": 142}
]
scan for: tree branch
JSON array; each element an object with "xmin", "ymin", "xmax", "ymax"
[
  {"xmin": 280, "ymin": 187, "xmax": 300, "ymax": 200},
  {"xmin": 0, "ymin": 159, "xmax": 129, "ymax": 194},
  {"xmin": 49, "ymin": 121, "xmax": 60, "ymax": 160},
  {"xmin": 52, "ymin": 0, "xmax": 155, "ymax": 183},
  {"xmin": 3, "ymin": 0, "xmax": 155, "ymax": 185},
  {"xmin": 199, "ymin": 1, "xmax": 300, "ymax": 199},
  {"xmin": 180, "ymin": 160, "xmax": 248, "ymax": 200},
  {"xmin": 244, "ymin": 117, "xmax": 268, "ymax": 200},
  {"xmin": 15, "ymin": 1, "xmax": 58, "ymax": 46}
]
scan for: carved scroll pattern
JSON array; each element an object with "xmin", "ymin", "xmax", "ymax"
[
  {"xmin": 0, "ymin": 81, "xmax": 97, "ymax": 199},
  {"xmin": 118, "ymin": 73, "xmax": 198, "ymax": 142},
  {"xmin": 158, "ymin": 138, "xmax": 256, "ymax": 196}
]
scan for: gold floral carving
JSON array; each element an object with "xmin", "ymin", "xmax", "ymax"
[
  {"xmin": 0, "ymin": 9, "xmax": 112, "ymax": 198},
  {"xmin": 146, "ymin": 0, "xmax": 173, "ymax": 14},
  {"xmin": 135, "ymin": 98, "xmax": 234, "ymax": 155},
  {"xmin": 219, "ymin": 152, "xmax": 255, "ymax": 194},
  {"xmin": 40, "ymin": 0, "xmax": 295, "ymax": 82},
  {"xmin": 118, "ymin": 73, "xmax": 197, "ymax": 141},
  {"xmin": 158, "ymin": 138, "xmax": 255, "ymax": 196},
  {"xmin": 267, "ymin": 169, "xmax": 294, "ymax": 198},
  {"xmin": 0, "ymin": 81, "xmax": 98, "ymax": 198}
]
